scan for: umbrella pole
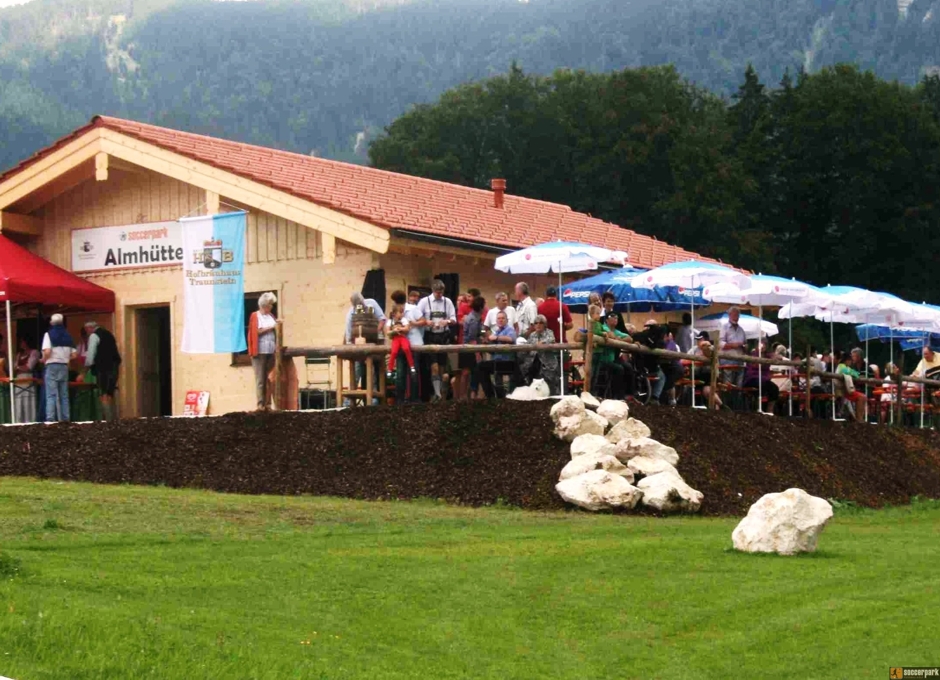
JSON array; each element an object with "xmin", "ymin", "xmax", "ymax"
[
  {"xmin": 6, "ymin": 300, "xmax": 14, "ymax": 425},
  {"xmin": 758, "ymin": 304, "xmax": 763, "ymax": 414},
  {"xmin": 890, "ymin": 328, "xmax": 895, "ymax": 425},
  {"xmin": 691, "ymin": 297, "xmax": 696, "ymax": 409},
  {"xmin": 558, "ymin": 267, "xmax": 564, "ymax": 397},
  {"xmin": 922, "ymin": 331, "xmax": 926, "ymax": 429},
  {"xmin": 831, "ymin": 317, "xmax": 837, "ymax": 421},
  {"xmin": 865, "ymin": 320, "xmax": 870, "ymax": 423},
  {"xmin": 788, "ymin": 315, "xmax": 793, "ymax": 417}
]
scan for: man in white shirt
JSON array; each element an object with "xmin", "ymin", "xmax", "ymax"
[
  {"xmin": 514, "ymin": 282, "xmax": 538, "ymax": 339},
  {"xmin": 484, "ymin": 292, "xmax": 517, "ymax": 334},
  {"xmin": 719, "ymin": 306, "xmax": 747, "ymax": 388},
  {"xmin": 416, "ymin": 279, "xmax": 456, "ymax": 402},
  {"xmin": 41, "ymin": 313, "xmax": 77, "ymax": 422}
]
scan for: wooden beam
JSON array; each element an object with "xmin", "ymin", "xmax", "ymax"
[
  {"xmin": 322, "ymin": 233, "xmax": 336, "ymax": 264},
  {"xmin": 0, "ymin": 129, "xmax": 102, "ymax": 210},
  {"xmin": 108, "ymin": 157, "xmax": 147, "ymax": 174},
  {"xmin": 206, "ymin": 190, "xmax": 220, "ymax": 216},
  {"xmin": 95, "ymin": 152, "xmax": 108, "ymax": 181},
  {"xmin": 98, "ymin": 130, "xmax": 390, "ymax": 254},
  {"xmin": 0, "ymin": 211, "xmax": 43, "ymax": 236}
]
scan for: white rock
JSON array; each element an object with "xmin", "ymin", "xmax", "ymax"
[
  {"xmin": 597, "ymin": 399, "xmax": 629, "ymax": 425},
  {"xmin": 507, "ymin": 379, "xmax": 551, "ymax": 401},
  {"xmin": 580, "ymin": 391, "xmax": 601, "ymax": 409},
  {"xmin": 613, "ymin": 437, "xmax": 679, "ymax": 466},
  {"xmin": 636, "ymin": 471, "xmax": 704, "ymax": 513},
  {"xmin": 551, "ymin": 395, "xmax": 585, "ymax": 420},
  {"xmin": 553, "ymin": 406, "xmax": 609, "ymax": 442},
  {"xmin": 626, "ymin": 455, "xmax": 679, "ymax": 479},
  {"xmin": 559, "ymin": 453, "xmax": 634, "ymax": 483},
  {"xmin": 570, "ymin": 434, "xmax": 616, "ymax": 459},
  {"xmin": 731, "ymin": 489, "xmax": 834, "ymax": 555},
  {"xmin": 605, "ymin": 417, "xmax": 652, "ymax": 444},
  {"xmin": 555, "ymin": 470, "xmax": 643, "ymax": 511}
]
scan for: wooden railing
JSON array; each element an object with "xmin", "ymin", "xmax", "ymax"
[{"xmin": 273, "ymin": 323, "xmax": 940, "ymax": 425}]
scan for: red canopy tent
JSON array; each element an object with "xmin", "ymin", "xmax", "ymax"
[
  {"xmin": 0, "ymin": 233, "xmax": 115, "ymax": 423},
  {"xmin": 0, "ymin": 233, "xmax": 114, "ymax": 311}
]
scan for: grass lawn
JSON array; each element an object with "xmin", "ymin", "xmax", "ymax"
[{"xmin": 0, "ymin": 480, "xmax": 937, "ymax": 679}]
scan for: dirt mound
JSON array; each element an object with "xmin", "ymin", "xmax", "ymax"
[{"xmin": 0, "ymin": 402, "xmax": 938, "ymax": 515}]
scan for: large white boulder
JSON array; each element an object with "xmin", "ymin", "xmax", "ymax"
[
  {"xmin": 554, "ymin": 409, "xmax": 609, "ymax": 442},
  {"xmin": 613, "ymin": 437, "xmax": 679, "ymax": 466},
  {"xmin": 626, "ymin": 455, "xmax": 679, "ymax": 479},
  {"xmin": 605, "ymin": 418, "xmax": 652, "ymax": 444},
  {"xmin": 580, "ymin": 391, "xmax": 601, "ymax": 409},
  {"xmin": 555, "ymin": 470, "xmax": 643, "ymax": 511},
  {"xmin": 597, "ymin": 400, "xmax": 629, "ymax": 425},
  {"xmin": 551, "ymin": 395, "xmax": 585, "ymax": 420},
  {"xmin": 507, "ymin": 379, "xmax": 551, "ymax": 401},
  {"xmin": 559, "ymin": 453, "xmax": 634, "ymax": 483},
  {"xmin": 570, "ymin": 434, "xmax": 616, "ymax": 459},
  {"xmin": 636, "ymin": 471, "xmax": 704, "ymax": 513},
  {"xmin": 731, "ymin": 489, "xmax": 834, "ymax": 555}
]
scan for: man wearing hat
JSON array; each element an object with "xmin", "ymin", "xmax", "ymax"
[{"xmin": 83, "ymin": 321, "xmax": 122, "ymax": 421}]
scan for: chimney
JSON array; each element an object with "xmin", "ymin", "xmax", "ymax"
[{"xmin": 490, "ymin": 178, "xmax": 506, "ymax": 208}]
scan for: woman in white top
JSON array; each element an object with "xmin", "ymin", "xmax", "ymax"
[
  {"xmin": 14, "ymin": 336, "xmax": 40, "ymax": 423},
  {"xmin": 247, "ymin": 292, "xmax": 278, "ymax": 410}
]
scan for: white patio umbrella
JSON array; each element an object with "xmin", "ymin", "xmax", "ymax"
[
  {"xmin": 495, "ymin": 241, "xmax": 627, "ymax": 396},
  {"xmin": 632, "ymin": 260, "xmax": 749, "ymax": 408},
  {"xmin": 695, "ymin": 313, "xmax": 779, "ymax": 339},
  {"xmin": 704, "ymin": 275, "xmax": 819, "ymax": 414},
  {"xmin": 788, "ymin": 286, "xmax": 889, "ymax": 420}
]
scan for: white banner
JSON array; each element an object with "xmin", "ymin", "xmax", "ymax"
[
  {"xmin": 71, "ymin": 221, "xmax": 183, "ymax": 273},
  {"xmin": 180, "ymin": 212, "xmax": 248, "ymax": 354}
]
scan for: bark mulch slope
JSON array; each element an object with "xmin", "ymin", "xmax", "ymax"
[{"xmin": 0, "ymin": 401, "xmax": 938, "ymax": 515}]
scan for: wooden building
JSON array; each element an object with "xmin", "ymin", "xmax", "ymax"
[{"xmin": 0, "ymin": 116, "xmax": 724, "ymax": 416}]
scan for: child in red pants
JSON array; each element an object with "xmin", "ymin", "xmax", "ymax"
[{"xmin": 386, "ymin": 304, "xmax": 416, "ymax": 378}]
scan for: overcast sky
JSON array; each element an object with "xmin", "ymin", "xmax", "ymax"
[{"xmin": 0, "ymin": 0, "xmax": 33, "ymax": 6}]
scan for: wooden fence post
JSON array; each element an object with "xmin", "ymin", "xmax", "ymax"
[
  {"xmin": 583, "ymin": 326, "xmax": 594, "ymax": 395},
  {"xmin": 895, "ymin": 370, "xmax": 904, "ymax": 426},
  {"xmin": 804, "ymin": 345, "xmax": 813, "ymax": 418},
  {"xmin": 273, "ymin": 320, "xmax": 284, "ymax": 411},
  {"xmin": 708, "ymin": 347, "xmax": 719, "ymax": 410}
]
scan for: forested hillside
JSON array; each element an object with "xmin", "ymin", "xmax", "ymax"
[
  {"xmin": 3, "ymin": 0, "xmax": 940, "ymax": 170},
  {"xmin": 371, "ymin": 64, "xmax": 940, "ymax": 306}
]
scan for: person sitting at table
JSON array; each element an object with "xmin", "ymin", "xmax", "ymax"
[
  {"xmin": 692, "ymin": 331, "xmax": 724, "ymax": 409},
  {"xmin": 743, "ymin": 343, "xmax": 780, "ymax": 414},
  {"xmin": 13, "ymin": 336, "xmax": 40, "ymax": 423},
  {"xmin": 600, "ymin": 292, "xmax": 630, "ymax": 334},
  {"xmin": 518, "ymin": 314, "xmax": 560, "ymax": 394},
  {"xmin": 590, "ymin": 305, "xmax": 626, "ymax": 399},
  {"xmin": 835, "ymin": 348, "xmax": 867, "ymax": 422},
  {"xmin": 477, "ymin": 310, "xmax": 520, "ymax": 399},
  {"xmin": 913, "ymin": 344, "xmax": 940, "ymax": 386},
  {"xmin": 661, "ymin": 330, "xmax": 684, "ymax": 406},
  {"xmin": 632, "ymin": 320, "xmax": 669, "ymax": 405}
]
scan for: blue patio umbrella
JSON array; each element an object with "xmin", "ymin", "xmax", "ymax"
[{"xmin": 561, "ymin": 266, "xmax": 704, "ymax": 315}]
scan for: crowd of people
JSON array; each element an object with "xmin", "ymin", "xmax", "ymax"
[
  {"xmin": 0, "ymin": 315, "xmax": 122, "ymax": 423},
  {"xmin": 338, "ymin": 285, "xmax": 940, "ymax": 426}
]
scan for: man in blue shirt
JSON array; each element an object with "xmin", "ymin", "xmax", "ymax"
[{"xmin": 477, "ymin": 310, "xmax": 521, "ymax": 398}]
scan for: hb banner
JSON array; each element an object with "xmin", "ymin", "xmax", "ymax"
[{"xmin": 180, "ymin": 211, "xmax": 248, "ymax": 353}]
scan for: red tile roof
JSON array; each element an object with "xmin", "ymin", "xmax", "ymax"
[{"xmin": 2, "ymin": 116, "xmax": 726, "ymax": 269}]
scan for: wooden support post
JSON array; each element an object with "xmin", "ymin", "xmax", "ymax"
[
  {"xmin": 708, "ymin": 348, "xmax": 719, "ymax": 411},
  {"xmin": 804, "ymin": 346, "xmax": 813, "ymax": 418},
  {"xmin": 206, "ymin": 190, "xmax": 220, "ymax": 215},
  {"xmin": 583, "ymin": 326, "xmax": 594, "ymax": 395},
  {"xmin": 378, "ymin": 365, "xmax": 386, "ymax": 404},
  {"xmin": 366, "ymin": 356, "xmax": 375, "ymax": 405},
  {"xmin": 273, "ymin": 320, "xmax": 283, "ymax": 410},
  {"xmin": 895, "ymin": 371, "xmax": 904, "ymax": 426},
  {"xmin": 336, "ymin": 356, "xmax": 345, "ymax": 406},
  {"xmin": 322, "ymin": 233, "xmax": 336, "ymax": 265},
  {"xmin": 95, "ymin": 152, "xmax": 108, "ymax": 181}
]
